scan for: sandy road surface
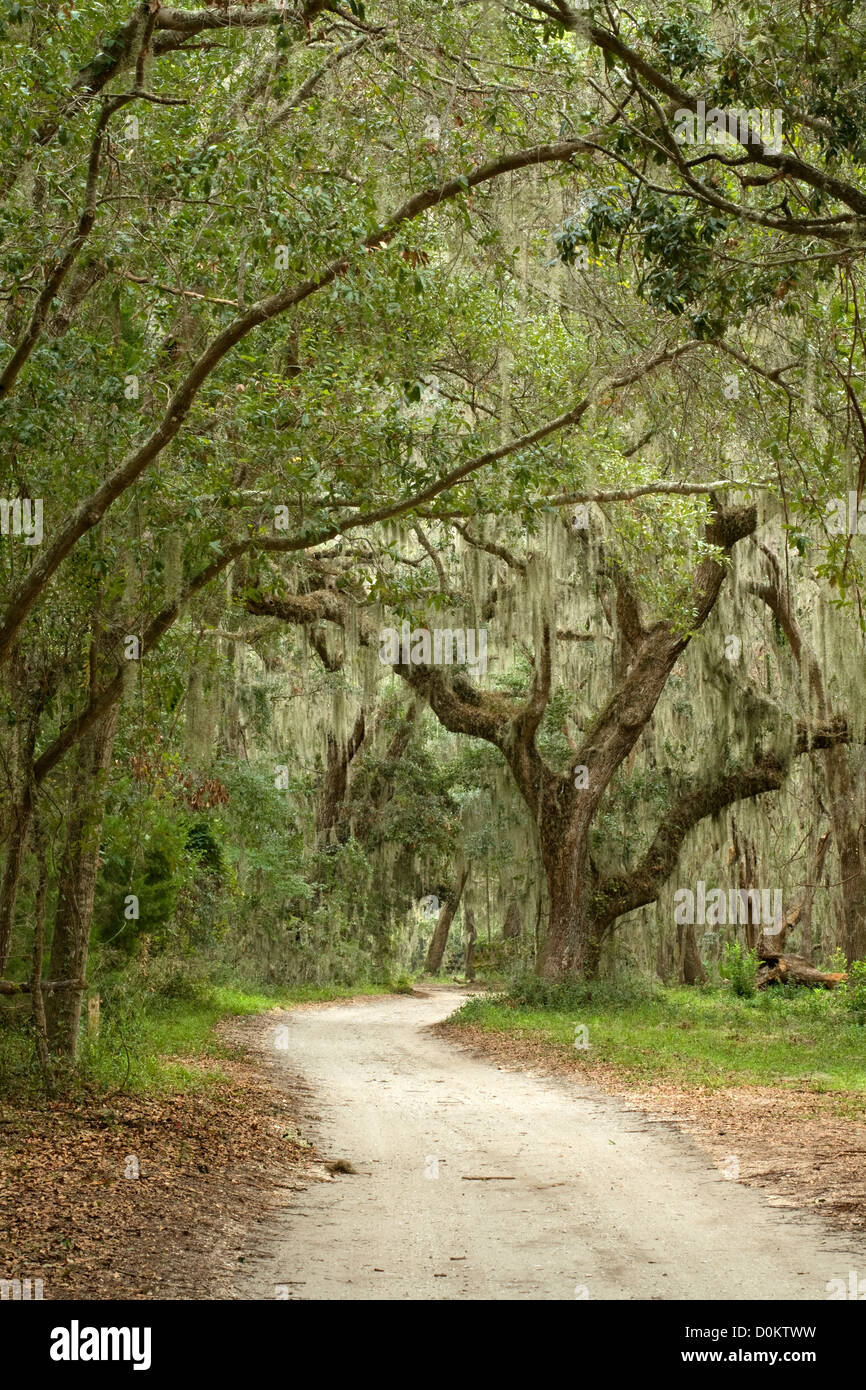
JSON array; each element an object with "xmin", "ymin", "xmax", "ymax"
[{"xmin": 235, "ymin": 989, "xmax": 865, "ymax": 1300}]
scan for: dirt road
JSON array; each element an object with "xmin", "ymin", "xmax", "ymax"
[{"xmin": 235, "ymin": 989, "xmax": 866, "ymax": 1300}]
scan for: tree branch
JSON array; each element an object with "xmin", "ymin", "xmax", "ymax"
[
  {"xmin": 0, "ymin": 275, "xmax": 696, "ymax": 663},
  {"xmin": 595, "ymin": 717, "xmax": 854, "ymax": 926},
  {"xmin": 537, "ymin": 7, "xmax": 866, "ymax": 222}
]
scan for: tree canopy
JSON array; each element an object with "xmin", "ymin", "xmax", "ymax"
[{"xmin": 1, "ymin": 0, "xmax": 865, "ymax": 1064}]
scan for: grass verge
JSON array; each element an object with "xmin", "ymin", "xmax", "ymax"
[
  {"xmin": 0, "ymin": 978, "xmax": 396, "ymax": 1297},
  {"xmin": 447, "ymin": 981, "xmax": 866, "ymax": 1107}
]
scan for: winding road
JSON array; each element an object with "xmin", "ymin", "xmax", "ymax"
[{"xmin": 235, "ymin": 989, "xmax": 865, "ymax": 1300}]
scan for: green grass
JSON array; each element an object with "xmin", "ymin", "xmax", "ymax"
[
  {"xmin": 0, "ymin": 979, "xmax": 401, "ymax": 1101},
  {"xmin": 448, "ymin": 984, "xmax": 866, "ymax": 1096},
  {"xmin": 97, "ymin": 980, "xmax": 405, "ymax": 1093},
  {"xmin": 139, "ymin": 982, "xmax": 386, "ymax": 1059}
]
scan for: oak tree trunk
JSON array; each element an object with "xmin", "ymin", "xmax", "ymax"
[
  {"xmin": 502, "ymin": 898, "xmax": 522, "ymax": 940},
  {"xmin": 425, "ymin": 864, "xmax": 469, "ymax": 974},
  {"xmin": 0, "ymin": 787, "xmax": 32, "ymax": 974},
  {"xmin": 537, "ymin": 827, "xmax": 601, "ymax": 980},
  {"xmin": 315, "ymin": 710, "xmax": 366, "ymax": 846},
  {"xmin": 45, "ymin": 707, "xmax": 119, "ymax": 1056},
  {"xmin": 464, "ymin": 904, "xmax": 477, "ymax": 981},
  {"xmin": 677, "ymin": 921, "xmax": 707, "ymax": 984},
  {"xmin": 824, "ymin": 746, "xmax": 866, "ymax": 963}
]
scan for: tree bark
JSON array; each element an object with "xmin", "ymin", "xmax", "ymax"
[
  {"xmin": 29, "ymin": 810, "xmax": 53, "ymax": 1091},
  {"xmin": 538, "ymin": 827, "xmax": 601, "ymax": 979},
  {"xmin": 45, "ymin": 706, "xmax": 119, "ymax": 1056},
  {"xmin": 677, "ymin": 921, "xmax": 707, "ymax": 984},
  {"xmin": 464, "ymin": 904, "xmax": 477, "ymax": 981},
  {"xmin": 826, "ymin": 752, "xmax": 866, "ymax": 963},
  {"xmin": 0, "ymin": 659, "xmax": 47, "ymax": 972},
  {"xmin": 502, "ymin": 898, "xmax": 522, "ymax": 941},
  {"xmin": 756, "ymin": 953, "xmax": 847, "ymax": 990},
  {"xmin": 425, "ymin": 865, "xmax": 469, "ymax": 974},
  {"xmin": 0, "ymin": 787, "xmax": 32, "ymax": 974},
  {"xmin": 316, "ymin": 711, "xmax": 366, "ymax": 846},
  {"xmin": 748, "ymin": 553, "xmax": 866, "ymax": 963},
  {"xmin": 729, "ymin": 817, "xmax": 761, "ymax": 950},
  {"xmin": 0, "ymin": 978, "xmax": 86, "ymax": 996}
]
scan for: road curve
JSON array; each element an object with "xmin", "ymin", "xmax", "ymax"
[{"xmin": 235, "ymin": 989, "xmax": 865, "ymax": 1301}]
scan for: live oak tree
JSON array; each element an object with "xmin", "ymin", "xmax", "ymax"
[
  {"xmin": 247, "ymin": 478, "xmax": 863, "ymax": 981},
  {"xmin": 1, "ymin": 0, "xmax": 865, "ymax": 1053}
]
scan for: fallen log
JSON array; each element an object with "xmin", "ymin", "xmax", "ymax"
[
  {"xmin": 755, "ymin": 954, "xmax": 847, "ymax": 991},
  {"xmin": 0, "ymin": 978, "xmax": 86, "ymax": 996}
]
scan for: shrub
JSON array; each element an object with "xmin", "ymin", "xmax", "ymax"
[
  {"xmin": 506, "ymin": 970, "xmax": 659, "ymax": 1011},
  {"xmin": 138, "ymin": 955, "xmax": 218, "ymax": 1005},
  {"xmin": 720, "ymin": 941, "xmax": 759, "ymax": 998},
  {"xmin": 842, "ymin": 959, "xmax": 866, "ymax": 1021}
]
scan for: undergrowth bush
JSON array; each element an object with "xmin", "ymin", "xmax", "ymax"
[
  {"xmin": 720, "ymin": 941, "xmax": 759, "ymax": 997},
  {"xmin": 506, "ymin": 969, "xmax": 660, "ymax": 1011},
  {"xmin": 842, "ymin": 959, "xmax": 866, "ymax": 1021}
]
